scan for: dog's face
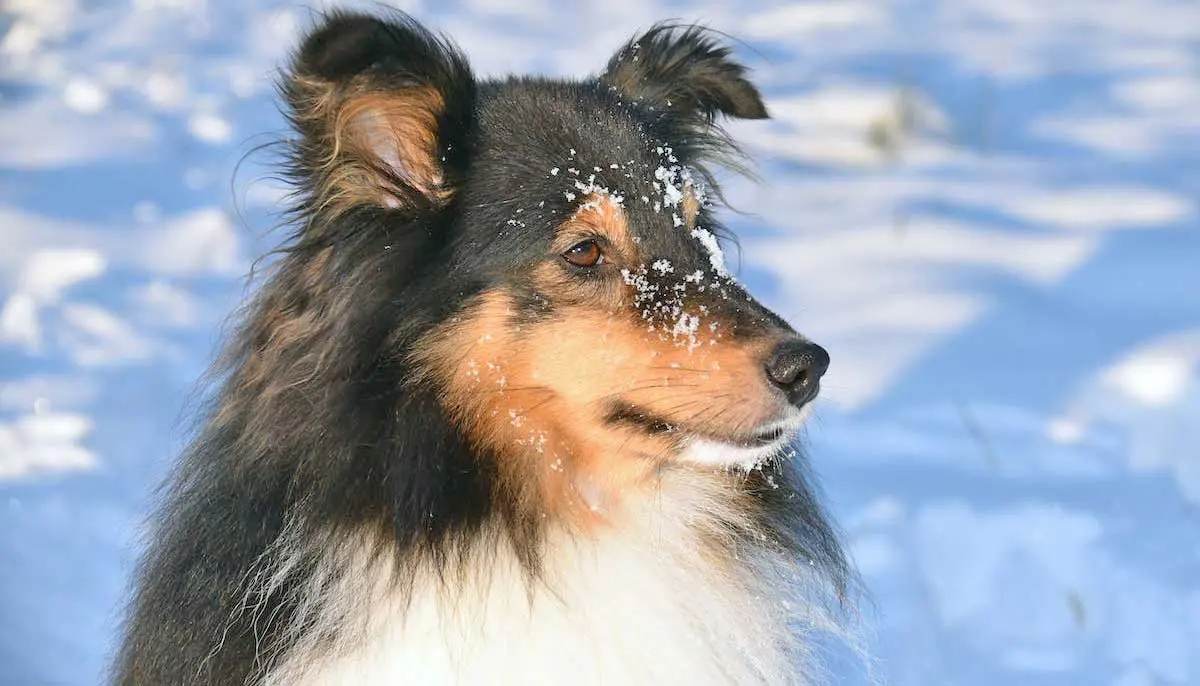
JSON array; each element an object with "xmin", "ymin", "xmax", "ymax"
[{"xmin": 284, "ymin": 13, "xmax": 829, "ymax": 515}]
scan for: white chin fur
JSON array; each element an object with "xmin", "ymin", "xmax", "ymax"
[{"xmin": 678, "ymin": 405, "xmax": 814, "ymax": 470}]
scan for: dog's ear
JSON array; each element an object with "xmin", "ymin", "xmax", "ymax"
[
  {"xmin": 600, "ymin": 25, "xmax": 768, "ymax": 125},
  {"xmin": 283, "ymin": 12, "xmax": 474, "ymax": 218}
]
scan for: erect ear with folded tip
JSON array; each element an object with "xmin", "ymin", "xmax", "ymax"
[
  {"xmin": 600, "ymin": 24, "xmax": 769, "ymax": 125},
  {"xmin": 283, "ymin": 11, "xmax": 475, "ymax": 218}
]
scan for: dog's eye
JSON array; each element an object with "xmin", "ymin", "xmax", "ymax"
[{"xmin": 563, "ymin": 240, "xmax": 604, "ymax": 267}]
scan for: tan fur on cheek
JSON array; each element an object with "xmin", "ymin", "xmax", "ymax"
[
  {"xmin": 411, "ymin": 292, "xmax": 620, "ymax": 524},
  {"xmin": 525, "ymin": 311, "xmax": 780, "ymax": 437},
  {"xmin": 413, "ymin": 287, "xmax": 784, "ymax": 526},
  {"xmin": 413, "ymin": 292, "xmax": 687, "ymax": 524}
]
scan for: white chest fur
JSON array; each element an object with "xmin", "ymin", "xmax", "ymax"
[{"xmin": 257, "ymin": 475, "xmax": 830, "ymax": 686}]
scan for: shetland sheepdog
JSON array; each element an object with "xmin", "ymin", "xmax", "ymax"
[{"xmin": 114, "ymin": 11, "xmax": 852, "ymax": 685}]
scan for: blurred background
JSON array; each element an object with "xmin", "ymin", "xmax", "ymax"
[{"xmin": 2, "ymin": 1, "xmax": 1199, "ymax": 684}]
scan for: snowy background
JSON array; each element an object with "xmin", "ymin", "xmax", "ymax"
[{"xmin": 2, "ymin": 0, "xmax": 1199, "ymax": 684}]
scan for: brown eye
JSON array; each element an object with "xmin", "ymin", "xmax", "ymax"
[{"xmin": 563, "ymin": 240, "xmax": 604, "ymax": 267}]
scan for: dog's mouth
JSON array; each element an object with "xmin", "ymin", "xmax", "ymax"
[
  {"xmin": 603, "ymin": 401, "xmax": 806, "ymax": 469},
  {"xmin": 603, "ymin": 401, "xmax": 680, "ymax": 436},
  {"xmin": 743, "ymin": 424, "xmax": 787, "ymax": 447}
]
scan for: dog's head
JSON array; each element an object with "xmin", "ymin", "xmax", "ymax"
[{"xmin": 278, "ymin": 12, "xmax": 829, "ymax": 518}]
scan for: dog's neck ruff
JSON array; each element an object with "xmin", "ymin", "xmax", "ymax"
[{"xmin": 257, "ymin": 469, "xmax": 831, "ymax": 686}]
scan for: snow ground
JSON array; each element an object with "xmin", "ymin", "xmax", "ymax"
[{"xmin": 2, "ymin": 1, "xmax": 1198, "ymax": 684}]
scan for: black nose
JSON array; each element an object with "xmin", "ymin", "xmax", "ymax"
[{"xmin": 765, "ymin": 339, "xmax": 830, "ymax": 407}]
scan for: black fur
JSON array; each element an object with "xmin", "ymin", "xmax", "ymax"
[
  {"xmin": 602, "ymin": 23, "xmax": 769, "ymax": 122},
  {"xmin": 113, "ymin": 11, "xmax": 848, "ymax": 685}
]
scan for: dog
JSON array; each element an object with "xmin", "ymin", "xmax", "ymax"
[{"xmin": 113, "ymin": 11, "xmax": 852, "ymax": 685}]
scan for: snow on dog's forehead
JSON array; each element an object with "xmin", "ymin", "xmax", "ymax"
[
  {"xmin": 545, "ymin": 142, "xmax": 729, "ymax": 276},
  {"xmin": 476, "ymin": 85, "xmax": 731, "ymax": 276}
]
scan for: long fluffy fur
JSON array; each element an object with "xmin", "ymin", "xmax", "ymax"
[{"xmin": 113, "ymin": 10, "xmax": 854, "ymax": 686}]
